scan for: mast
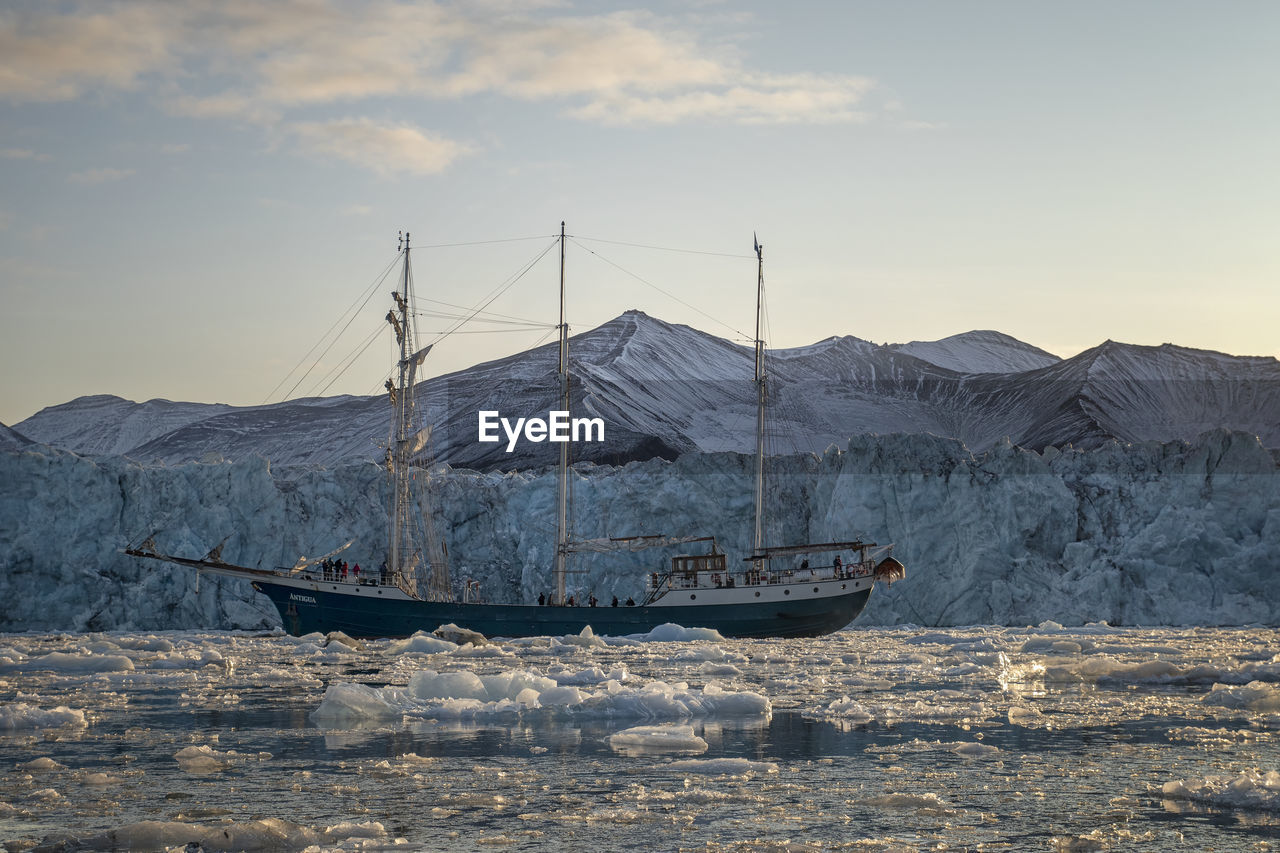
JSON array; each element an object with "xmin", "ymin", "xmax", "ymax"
[
  {"xmin": 554, "ymin": 222, "xmax": 570, "ymax": 605},
  {"xmin": 752, "ymin": 234, "xmax": 766, "ymax": 562},
  {"xmin": 388, "ymin": 232, "xmax": 414, "ymax": 594}
]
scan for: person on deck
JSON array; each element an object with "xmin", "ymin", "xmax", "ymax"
[
  {"xmin": 538, "ymin": 593, "xmax": 546, "ymax": 606},
  {"xmin": 625, "ymin": 597, "xmax": 635, "ymax": 606},
  {"xmin": 589, "ymin": 595, "xmax": 597, "ymax": 607},
  {"xmin": 611, "ymin": 596, "xmax": 619, "ymax": 607}
]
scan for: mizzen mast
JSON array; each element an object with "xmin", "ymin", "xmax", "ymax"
[
  {"xmin": 553, "ymin": 221, "xmax": 570, "ymax": 606},
  {"xmin": 752, "ymin": 234, "xmax": 767, "ymax": 564}
]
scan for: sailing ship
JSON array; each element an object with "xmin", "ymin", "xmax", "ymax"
[{"xmin": 128, "ymin": 226, "xmax": 905, "ymax": 639}]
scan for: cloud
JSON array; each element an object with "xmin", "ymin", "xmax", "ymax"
[
  {"xmin": 570, "ymin": 72, "xmax": 876, "ymax": 126},
  {"xmin": 67, "ymin": 167, "xmax": 135, "ymax": 185},
  {"xmin": 292, "ymin": 118, "xmax": 470, "ymax": 176},
  {"xmin": 0, "ymin": 5, "xmax": 181, "ymax": 101},
  {"xmin": 1, "ymin": 1, "xmax": 895, "ymax": 172},
  {"xmin": 166, "ymin": 93, "xmax": 279, "ymax": 125},
  {"xmin": 0, "ymin": 147, "xmax": 50, "ymax": 161},
  {"xmin": 4, "ymin": 2, "xmax": 877, "ymax": 120}
]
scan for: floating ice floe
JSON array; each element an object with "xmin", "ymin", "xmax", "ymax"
[
  {"xmin": 546, "ymin": 663, "xmax": 629, "ymax": 685},
  {"xmin": 433, "ymin": 623, "xmax": 490, "ymax": 646},
  {"xmin": 608, "ymin": 724, "xmax": 708, "ymax": 755},
  {"xmin": 151, "ymin": 648, "xmax": 230, "ymax": 670},
  {"xmin": 18, "ymin": 756, "xmax": 66, "ymax": 771},
  {"xmin": 83, "ymin": 771, "xmax": 123, "ymax": 785},
  {"xmin": 1166, "ymin": 725, "xmax": 1270, "ymax": 745},
  {"xmin": 1201, "ymin": 681, "xmax": 1280, "ymax": 713},
  {"xmin": 625, "ymin": 624, "xmax": 727, "ymax": 643},
  {"xmin": 866, "ymin": 738, "xmax": 1000, "ymax": 758},
  {"xmin": 384, "ymin": 632, "xmax": 459, "ymax": 655},
  {"xmin": 0, "ymin": 651, "xmax": 134, "ymax": 673},
  {"xmin": 0, "ymin": 702, "xmax": 88, "ymax": 730},
  {"xmin": 864, "ymin": 792, "xmax": 958, "ymax": 816},
  {"xmin": 809, "ymin": 696, "xmax": 874, "ymax": 725},
  {"xmin": 1162, "ymin": 769, "xmax": 1280, "ymax": 811},
  {"xmin": 26, "ymin": 817, "xmax": 391, "ymax": 852},
  {"xmin": 1009, "ymin": 655, "xmax": 1225, "ymax": 686},
  {"xmin": 311, "ymin": 666, "xmax": 770, "ymax": 725},
  {"xmin": 173, "ymin": 744, "xmax": 272, "ymax": 773},
  {"xmin": 661, "ymin": 758, "xmax": 778, "ymax": 776}
]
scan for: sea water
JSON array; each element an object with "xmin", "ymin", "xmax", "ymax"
[{"xmin": 2, "ymin": 625, "xmax": 1279, "ymax": 851}]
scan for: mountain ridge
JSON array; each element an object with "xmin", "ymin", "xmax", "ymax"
[{"xmin": 14, "ymin": 311, "xmax": 1280, "ymax": 469}]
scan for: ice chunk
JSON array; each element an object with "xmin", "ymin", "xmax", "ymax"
[
  {"xmin": 813, "ymin": 696, "xmax": 874, "ymax": 725},
  {"xmin": 865, "ymin": 792, "xmax": 957, "ymax": 815},
  {"xmin": 1162, "ymin": 769, "xmax": 1280, "ymax": 811},
  {"xmin": 18, "ymin": 757, "xmax": 65, "ymax": 772},
  {"xmin": 173, "ymin": 745, "xmax": 271, "ymax": 773},
  {"xmin": 0, "ymin": 703, "xmax": 87, "ymax": 730},
  {"xmin": 627, "ymin": 624, "xmax": 727, "ymax": 643},
  {"xmin": 385, "ymin": 632, "xmax": 458, "ymax": 655},
  {"xmin": 2, "ymin": 651, "xmax": 134, "ymax": 673},
  {"xmin": 312, "ymin": 682, "xmax": 402, "ymax": 724},
  {"xmin": 408, "ymin": 669, "xmax": 556, "ymax": 703},
  {"xmin": 315, "ymin": 666, "xmax": 770, "ymax": 723},
  {"xmin": 324, "ymin": 630, "xmax": 366, "ymax": 651},
  {"xmin": 608, "ymin": 724, "xmax": 708, "ymax": 755},
  {"xmin": 434, "ymin": 623, "xmax": 491, "ymax": 646},
  {"xmin": 83, "ymin": 772, "xmax": 122, "ymax": 785},
  {"xmin": 556, "ymin": 626, "xmax": 607, "ymax": 648},
  {"xmin": 33, "ymin": 817, "xmax": 388, "ymax": 851},
  {"xmin": 662, "ymin": 758, "xmax": 778, "ymax": 776},
  {"xmin": 1202, "ymin": 681, "xmax": 1280, "ymax": 713}
]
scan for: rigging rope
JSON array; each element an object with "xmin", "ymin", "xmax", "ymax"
[
  {"xmin": 275, "ymin": 253, "xmax": 401, "ymax": 404},
  {"xmin": 307, "ymin": 320, "xmax": 386, "ymax": 399},
  {"xmin": 567, "ymin": 238, "xmax": 751, "ymax": 342},
  {"xmin": 426, "ymin": 237, "xmax": 560, "ymax": 349},
  {"xmin": 573, "ymin": 234, "xmax": 754, "ymax": 260},
  {"xmin": 413, "ymin": 234, "xmax": 556, "ymax": 250}
]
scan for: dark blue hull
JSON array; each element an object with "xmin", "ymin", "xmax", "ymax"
[{"xmin": 254, "ymin": 582, "xmax": 872, "ymax": 639}]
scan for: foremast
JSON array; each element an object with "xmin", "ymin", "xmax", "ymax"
[{"xmin": 385, "ymin": 231, "xmax": 450, "ymax": 601}]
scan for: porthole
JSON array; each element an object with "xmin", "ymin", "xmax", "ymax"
[
  {"xmin": 813, "ymin": 587, "xmax": 820, "ymax": 593},
  {"xmin": 841, "ymin": 584, "xmax": 847, "ymax": 590},
  {"xmin": 754, "ymin": 591, "xmax": 760, "ymax": 597},
  {"xmin": 784, "ymin": 589, "xmax": 790, "ymax": 595},
  {"xmin": 690, "ymin": 594, "xmax": 696, "ymax": 600}
]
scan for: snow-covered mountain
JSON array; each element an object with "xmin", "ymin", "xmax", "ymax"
[
  {"xmin": 0, "ymin": 423, "xmax": 33, "ymax": 451},
  {"xmin": 890, "ymin": 329, "xmax": 1061, "ymax": 374},
  {"xmin": 15, "ymin": 311, "xmax": 1280, "ymax": 469},
  {"xmin": 2, "ymin": 429, "xmax": 1275, "ymax": 630}
]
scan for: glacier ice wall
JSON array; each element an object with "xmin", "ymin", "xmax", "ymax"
[{"xmin": 1, "ymin": 429, "xmax": 1276, "ymax": 631}]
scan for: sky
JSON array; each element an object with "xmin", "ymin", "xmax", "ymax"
[{"xmin": 1, "ymin": 0, "xmax": 1277, "ymax": 427}]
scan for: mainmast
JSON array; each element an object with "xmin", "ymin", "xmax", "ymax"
[
  {"xmin": 752, "ymin": 234, "xmax": 766, "ymax": 562},
  {"xmin": 554, "ymin": 222, "xmax": 570, "ymax": 605}
]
